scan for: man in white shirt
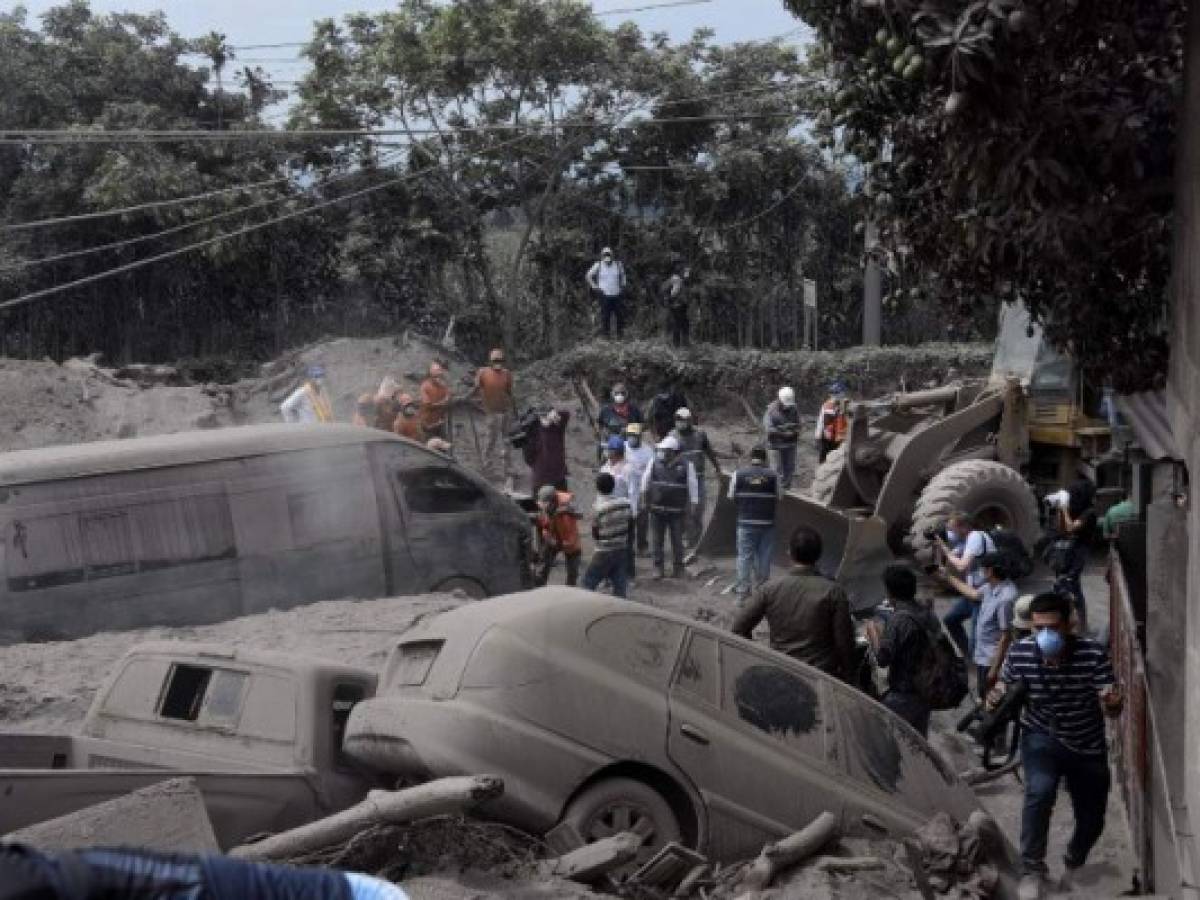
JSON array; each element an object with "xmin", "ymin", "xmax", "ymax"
[
  {"xmin": 586, "ymin": 247, "xmax": 627, "ymax": 339},
  {"xmin": 601, "ymin": 436, "xmax": 638, "ymax": 578},
  {"xmin": 624, "ymin": 423, "xmax": 655, "ymax": 557},
  {"xmin": 935, "ymin": 511, "xmax": 996, "ymax": 657},
  {"xmin": 280, "ymin": 365, "xmax": 333, "ymax": 424}
]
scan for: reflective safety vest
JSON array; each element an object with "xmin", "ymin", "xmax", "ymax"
[
  {"xmin": 733, "ymin": 466, "xmax": 779, "ymax": 526},
  {"xmin": 307, "ymin": 383, "xmax": 334, "ymax": 423},
  {"xmin": 820, "ymin": 399, "xmax": 849, "ymax": 443},
  {"xmin": 594, "ymin": 498, "xmax": 632, "ymax": 551},
  {"xmin": 674, "ymin": 429, "xmax": 709, "ymax": 478},
  {"xmin": 648, "ymin": 460, "xmax": 689, "ymax": 514}
]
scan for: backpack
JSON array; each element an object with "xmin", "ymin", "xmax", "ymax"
[
  {"xmin": 509, "ymin": 409, "xmax": 542, "ymax": 466},
  {"xmin": 896, "ymin": 610, "xmax": 969, "ymax": 711},
  {"xmin": 988, "ymin": 527, "xmax": 1035, "ymax": 580}
]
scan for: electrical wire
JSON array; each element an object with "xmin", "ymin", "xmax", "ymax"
[
  {"xmin": 0, "ymin": 112, "xmax": 798, "ymax": 144},
  {"xmin": 1, "ymin": 148, "xmax": 409, "ymax": 270},
  {"xmin": 0, "ymin": 133, "xmax": 535, "ymax": 313}
]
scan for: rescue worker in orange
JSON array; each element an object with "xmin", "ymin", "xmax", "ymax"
[
  {"xmin": 535, "ymin": 484, "xmax": 582, "ymax": 587},
  {"xmin": 815, "ymin": 379, "xmax": 850, "ymax": 463},
  {"xmin": 471, "ymin": 349, "xmax": 515, "ymax": 487},
  {"xmin": 393, "ymin": 393, "xmax": 427, "ymax": 443},
  {"xmin": 420, "ymin": 362, "xmax": 451, "ymax": 441}
]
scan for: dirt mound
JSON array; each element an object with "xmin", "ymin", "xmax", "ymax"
[{"xmin": 519, "ymin": 339, "xmax": 993, "ymax": 414}]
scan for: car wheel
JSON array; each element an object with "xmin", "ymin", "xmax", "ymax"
[
  {"xmin": 561, "ymin": 777, "xmax": 683, "ymax": 865},
  {"xmin": 433, "ymin": 576, "xmax": 488, "ymax": 599}
]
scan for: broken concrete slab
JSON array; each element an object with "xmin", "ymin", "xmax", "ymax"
[
  {"xmin": 4, "ymin": 776, "xmax": 218, "ymax": 854},
  {"xmin": 537, "ymin": 831, "xmax": 642, "ymax": 881}
]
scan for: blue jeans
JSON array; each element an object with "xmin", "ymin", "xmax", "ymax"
[
  {"xmin": 943, "ymin": 596, "xmax": 979, "ymax": 659},
  {"xmin": 735, "ymin": 524, "xmax": 775, "ymax": 598},
  {"xmin": 583, "ymin": 549, "xmax": 629, "ymax": 598},
  {"xmin": 1020, "ymin": 729, "xmax": 1110, "ymax": 874},
  {"xmin": 772, "ymin": 445, "xmax": 797, "ymax": 489}
]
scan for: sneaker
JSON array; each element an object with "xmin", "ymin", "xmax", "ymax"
[
  {"xmin": 1058, "ymin": 863, "xmax": 1079, "ymax": 891},
  {"xmin": 1018, "ymin": 873, "xmax": 1045, "ymax": 900}
]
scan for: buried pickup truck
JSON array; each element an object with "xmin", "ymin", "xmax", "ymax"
[
  {"xmin": 346, "ymin": 588, "xmax": 992, "ymax": 864},
  {"xmin": 0, "ymin": 642, "xmax": 380, "ymax": 849}
]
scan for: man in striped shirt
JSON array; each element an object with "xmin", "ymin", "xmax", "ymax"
[
  {"xmin": 991, "ymin": 592, "xmax": 1123, "ymax": 897},
  {"xmin": 583, "ymin": 472, "xmax": 632, "ymax": 598}
]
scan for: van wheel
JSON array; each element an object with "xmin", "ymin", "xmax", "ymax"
[
  {"xmin": 433, "ymin": 576, "xmax": 488, "ymax": 600},
  {"xmin": 561, "ymin": 777, "xmax": 682, "ymax": 867}
]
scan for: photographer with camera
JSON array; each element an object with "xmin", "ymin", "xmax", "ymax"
[
  {"xmin": 934, "ymin": 512, "xmax": 996, "ymax": 658},
  {"xmin": 863, "ymin": 565, "xmax": 938, "ymax": 736}
]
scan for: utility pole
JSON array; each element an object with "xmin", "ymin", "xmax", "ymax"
[{"xmin": 862, "ymin": 219, "xmax": 882, "ymax": 346}]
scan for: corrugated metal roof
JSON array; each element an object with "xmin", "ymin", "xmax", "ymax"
[{"xmin": 1116, "ymin": 390, "xmax": 1182, "ymax": 461}]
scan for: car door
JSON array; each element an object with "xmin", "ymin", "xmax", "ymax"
[{"xmin": 666, "ymin": 631, "xmax": 844, "ymax": 860}]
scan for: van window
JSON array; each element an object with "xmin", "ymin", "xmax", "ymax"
[
  {"xmin": 332, "ymin": 682, "xmax": 369, "ymax": 768},
  {"xmin": 135, "ymin": 495, "xmax": 236, "ymax": 567},
  {"xmin": 158, "ymin": 664, "xmax": 248, "ymax": 727},
  {"xmin": 397, "ymin": 468, "xmax": 488, "ymax": 515},
  {"xmin": 586, "ymin": 614, "xmax": 685, "ymax": 687},
  {"xmin": 721, "ymin": 643, "xmax": 826, "ymax": 761},
  {"xmin": 80, "ymin": 512, "xmax": 135, "ymax": 578}
]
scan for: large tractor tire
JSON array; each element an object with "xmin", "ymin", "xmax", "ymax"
[
  {"xmin": 809, "ymin": 444, "xmax": 849, "ymax": 505},
  {"xmin": 909, "ymin": 460, "xmax": 1040, "ymax": 560}
]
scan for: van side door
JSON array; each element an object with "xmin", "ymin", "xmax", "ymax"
[{"xmin": 666, "ymin": 632, "xmax": 844, "ymax": 860}]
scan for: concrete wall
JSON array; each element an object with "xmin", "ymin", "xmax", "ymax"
[{"xmin": 1170, "ymin": 4, "xmax": 1200, "ymax": 892}]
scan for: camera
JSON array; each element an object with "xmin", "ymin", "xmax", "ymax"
[{"xmin": 1044, "ymin": 489, "xmax": 1070, "ymax": 510}]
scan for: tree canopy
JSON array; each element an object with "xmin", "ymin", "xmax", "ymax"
[{"xmin": 788, "ymin": 0, "xmax": 1183, "ymax": 391}]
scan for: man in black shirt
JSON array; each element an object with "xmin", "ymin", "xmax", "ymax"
[
  {"xmin": 865, "ymin": 565, "xmax": 937, "ymax": 736},
  {"xmin": 991, "ymin": 591, "xmax": 1122, "ymax": 896}
]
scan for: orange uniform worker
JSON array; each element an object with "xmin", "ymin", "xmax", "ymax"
[
  {"xmin": 535, "ymin": 485, "xmax": 582, "ymax": 587},
  {"xmin": 420, "ymin": 362, "xmax": 451, "ymax": 440},
  {"xmin": 473, "ymin": 349, "xmax": 515, "ymax": 485},
  {"xmin": 815, "ymin": 379, "xmax": 850, "ymax": 463},
  {"xmin": 393, "ymin": 393, "xmax": 428, "ymax": 443}
]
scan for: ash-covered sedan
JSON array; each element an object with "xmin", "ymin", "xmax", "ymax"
[{"xmin": 345, "ymin": 588, "xmax": 983, "ymax": 862}]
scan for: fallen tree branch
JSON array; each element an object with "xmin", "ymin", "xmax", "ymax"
[
  {"xmin": 813, "ymin": 855, "xmax": 887, "ymax": 872},
  {"xmin": 734, "ymin": 810, "xmax": 839, "ymax": 892},
  {"xmin": 230, "ymin": 775, "xmax": 504, "ymax": 861}
]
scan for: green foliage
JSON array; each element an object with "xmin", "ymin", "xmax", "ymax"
[{"xmin": 789, "ymin": 0, "xmax": 1183, "ymax": 391}]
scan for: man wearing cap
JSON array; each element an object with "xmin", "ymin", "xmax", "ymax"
[
  {"xmin": 624, "ymin": 423, "xmax": 655, "ymax": 558},
  {"xmin": 597, "ymin": 383, "xmax": 643, "ymax": 462},
  {"xmin": 729, "ymin": 445, "xmax": 781, "ymax": 604},
  {"xmin": 671, "ymin": 407, "xmax": 721, "ymax": 547},
  {"xmin": 420, "ymin": 362, "xmax": 451, "ymax": 441},
  {"xmin": 816, "ymin": 380, "xmax": 850, "ymax": 463},
  {"xmin": 763, "ymin": 386, "xmax": 801, "ymax": 489},
  {"xmin": 281, "ymin": 365, "xmax": 334, "ymax": 424},
  {"xmin": 640, "ymin": 434, "xmax": 698, "ymax": 579},
  {"xmin": 586, "ymin": 247, "xmax": 628, "ymax": 339},
  {"xmin": 472, "ymin": 349, "xmax": 515, "ymax": 487}
]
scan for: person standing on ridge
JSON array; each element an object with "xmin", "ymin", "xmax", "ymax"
[
  {"xmin": 763, "ymin": 386, "xmax": 800, "ymax": 489},
  {"xmin": 586, "ymin": 246, "xmax": 627, "ymax": 339},
  {"xmin": 670, "ymin": 407, "xmax": 721, "ymax": 548},
  {"xmin": 641, "ymin": 434, "xmax": 698, "ymax": 580},
  {"xmin": 280, "ymin": 365, "xmax": 333, "ymax": 424},
  {"xmin": 472, "ymin": 349, "xmax": 515, "ymax": 487},
  {"xmin": 729, "ymin": 444, "xmax": 780, "ymax": 605},
  {"xmin": 815, "ymin": 380, "xmax": 850, "ymax": 463},
  {"xmin": 419, "ymin": 362, "xmax": 451, "ymax": 441},
  {"xmin": 662, "ymin": 265, "xmax": 692, "ymax": 347}
]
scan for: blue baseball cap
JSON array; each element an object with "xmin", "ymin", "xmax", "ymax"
[
  {"xmin": 308, "ymin": 365, "xmax": 326, "ymax": 379},
  {"xmin": 606, "ymin": 435, "xmax": 626, "ymax": 452},
  {"xmin": 830, "ymin": 380, "xmax": 847, "ymax": 394}
]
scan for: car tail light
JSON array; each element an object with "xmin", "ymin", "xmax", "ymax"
[{"xmin": 393, "ymin": 640, "xmax": 444, "ymax": 687}]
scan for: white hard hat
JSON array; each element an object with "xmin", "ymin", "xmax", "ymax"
[
  {"xmin": 602, "ymin": 246, "xmax": 613, "ymax": 256},
  {"xmin": 675, "ymin": 407, "xmax": 692, "ymax": 419},
  {"xmin": 659, "ymin": 435, "xmax": 681, "ymax": 451},
  {"xmin": 778, "ymin": 387, "xmax": 796, "ymax": 407}
]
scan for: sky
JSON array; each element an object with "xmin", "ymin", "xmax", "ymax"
[{"xmin": 16, "ymin": 0, "xmax": 809, "ymax": 70}]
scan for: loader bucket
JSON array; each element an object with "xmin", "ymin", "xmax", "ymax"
[{"xmin": 697, "ymin": 474, "xmax": 894, "ymax": 613}]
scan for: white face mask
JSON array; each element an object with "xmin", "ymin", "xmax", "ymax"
[{"xmin": 613, "ymin": 393, "xmax": 626, "ymax": 404}]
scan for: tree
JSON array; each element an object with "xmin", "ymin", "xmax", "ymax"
[{"xmin": 787, "ymin": 0, "xmax": 1184, "ymax": 390}]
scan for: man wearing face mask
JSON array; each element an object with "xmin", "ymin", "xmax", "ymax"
[
  {"xmin": 586, "ymin": 247, "xmax": 627, "ymax": 339},
  {"xmin": 640, "ymin": 434, "xmax": 698, "ymax": 579},
  {"xmin": 624, "ymin": 423, "xmax": 654, "ymax": 557},
  {"xmin": 597, "ymin": 383, "xmax": 643, "ymax": 462},
  {"xmin": 670, "ymin": 407, "xmax": 721, "ymax": 547},
  {"xmin": 281, "ymin": 365, "xmax": 334, "ymax": 424},
  {"xmin": 990, "ymin": 592, "xmax": 1122, "ymax": 897}
]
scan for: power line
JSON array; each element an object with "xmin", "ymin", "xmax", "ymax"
[
  {"xmin": 1, "ymin": 149, "xmax": 410, "ymax": 269},
  {"xmin": 0, "ymin": 112, "xmax": 798, "ymax": 145},
  {"xmin": 0, "ymin": 134, "xmax": 534, "ymax": 313}
]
